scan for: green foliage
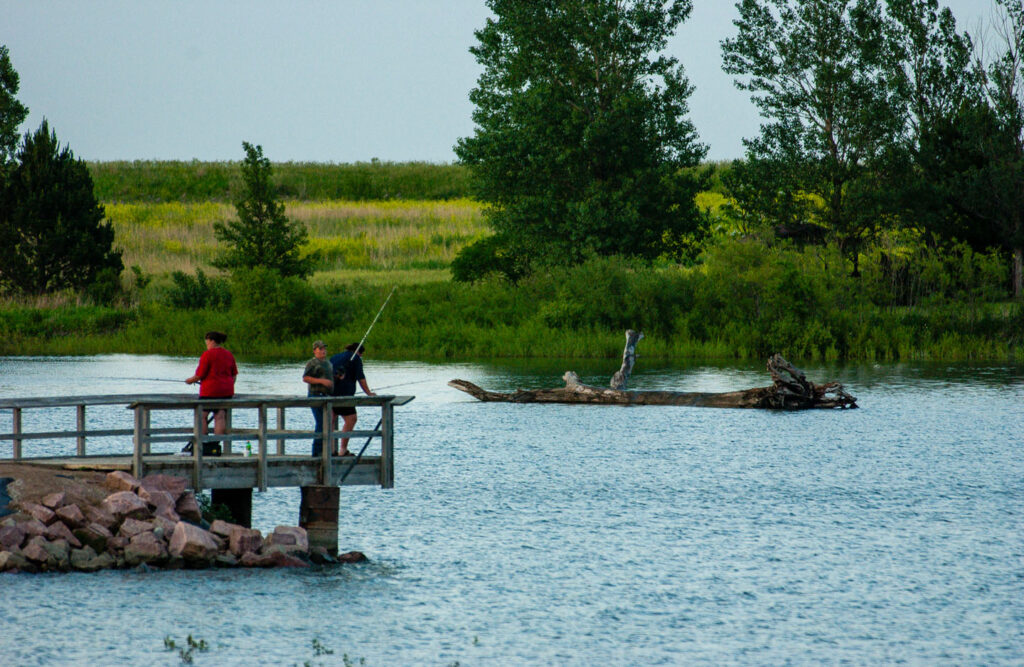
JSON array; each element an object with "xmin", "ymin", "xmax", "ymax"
[
  {"xmin": 450, "ymin": 234, "xmax": 528, "ymax": 283},
  {"xmin": 0, "ymin": 45, "xmax": 29, "ymax": 170},
  {"xmin": 167, "ymin": 268, "xmax": 231, "ymax": 310},
  {"xmin": 89, "ymin": 160, "xmax": 472, "ymax": 202},
  {"xmin": 195, "ymin": 492, "xmax": 233, "ymax": 524},
  {"xmin": 455, "ymin": 0, "xmax": 708, "ymax": 273},
  {"xmin": 0, "ymin": 120, "xmax": 123, "ymax": 295},
  {"xmin": 213, "ymin": 142, "xmax": 311, "ymax": 278},
  {"xmin": 163, "ymin": 633, "xmax": 209, "ymax": 664},
  {"xmin": 228, "ymin": 267, "xmax": 325, "ymax": 341}
]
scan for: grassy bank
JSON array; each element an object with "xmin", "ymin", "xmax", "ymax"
[{"xmin": 2, "ymin": 249, "xmax": 1020, "ymax": 362}]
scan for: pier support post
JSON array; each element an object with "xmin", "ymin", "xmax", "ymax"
[
  {"xmin": 299, "ymin": 485, "xmax": 339, "ymax": 556},
  {"xmin": 211, "ymin": 488, "xmax": 253, "ymax": 528}
]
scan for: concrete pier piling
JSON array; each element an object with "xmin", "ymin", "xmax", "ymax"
[{"xmin": 299, "ymin": 485, "xmax": 340, "ymax": 556}]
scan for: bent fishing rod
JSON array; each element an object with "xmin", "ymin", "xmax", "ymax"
[{"xmin": 354, "ymin": 285, "xmax": 397, "ymax": 354}]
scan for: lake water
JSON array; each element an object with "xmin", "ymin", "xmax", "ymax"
[{"xmin": 0, "ymin": 355, "xmax": 1021, "ymax": 665}]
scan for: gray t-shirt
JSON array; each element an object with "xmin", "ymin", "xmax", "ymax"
[{"xmin": 303, "ymin": 357, "xmax": 334, "ymax": 396}]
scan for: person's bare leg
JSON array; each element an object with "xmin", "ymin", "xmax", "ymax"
[{"xmin": 340, "ymin": 413, "xmax": 357, "ymax": 455}]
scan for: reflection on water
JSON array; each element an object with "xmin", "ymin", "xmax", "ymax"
[{"xmin": 0, "ymin": 355, "xmax": 1022, "ymax": 664}]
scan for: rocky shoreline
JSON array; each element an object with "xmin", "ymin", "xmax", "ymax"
[{"xmin": 0, "ymin": 466, "xmax": 365, "ymax": 573}]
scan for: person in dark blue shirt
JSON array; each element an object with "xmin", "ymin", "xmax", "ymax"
[{"xmin": 329, "ymin": 342, "xmax": 375, "ymax": 456}]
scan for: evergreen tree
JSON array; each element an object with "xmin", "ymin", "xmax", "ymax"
[
  {"xmin": 0, "ymin": 120, "xmax": 122, "ymax": 295},
  {"xmin": 0, "ymin": 45, "xmax": 28, "ymax": 171},
  {"xmin": 213, "ymin": 142, "xmax": 311, "ymax": 278},
  {"xmin": 454, "ymin": 0, "xmax": 708, "ymax": 279}
]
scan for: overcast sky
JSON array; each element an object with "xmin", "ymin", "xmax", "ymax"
[{"xmin": 2, "ymin": 0, "xmax": 996, "ymax": 163}]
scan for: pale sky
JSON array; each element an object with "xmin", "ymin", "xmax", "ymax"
[{"xmin": 1, "ymin": 0, "xmax": 996, "ymax": 163}]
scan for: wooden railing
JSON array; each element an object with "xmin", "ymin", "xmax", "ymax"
[{"xmin": 0, "ymin": 393, "xmax": 413, "ymax": 491}]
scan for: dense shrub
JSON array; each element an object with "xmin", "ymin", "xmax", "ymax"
[
  {"xmin": 166, "ymin": 269, "xmax": 231, "ymax": 310},
  {"xmin": 228, "ymin": 267, "xmax": 325, "ymax": 341}
]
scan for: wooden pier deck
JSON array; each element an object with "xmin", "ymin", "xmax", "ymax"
[{"xmin": 0, "ymin": 393, "xmax": 414, "ymax": 492}]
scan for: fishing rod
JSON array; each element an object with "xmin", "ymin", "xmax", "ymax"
[
  {"xmin": 106, "ymin": 377, "xmax": 189, "ymax": 383},
  {"xmin": 373, "ymin": 378, "xmax": 432, "ymax": 392},
  {"xmin": 354, "ymin": 286, "xmax": 397, "ymax": 354}
]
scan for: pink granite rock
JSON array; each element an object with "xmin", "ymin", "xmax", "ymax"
[
  {"xmin": 41, "ymin": 492, "xmax": 67, "ymax": 509},
  {"xmin": 125, "ymin": 531, "xmax": 168, "ymax": 565},
  {"xmin": 0, "ymin": 523, "xmax": 25, "ymax": 550},
  {"xmin": 44, "ymin": 520, "xmax": 82, "ymax": 549},
  {"xmin": 152, "ymin": 515, "xmax": 177, "ymax": 539},
  {"xmin": 168, "ymin": 522, "xmax": 218, "ymax": 562},
  {"xmin": 101, "ymin": 491, "xmax": 151, "ymax": 521},
  {"xmin": 21, "ymin": 518, "xmax": 48, "ymax": 538},
  {"xmin": 73, "ymin": 522, "xmax": 113, "ymax": 553},
  {"xmin": 175, "ymin": 492, "xmax": 202, "ymax": 523},
  {"xmin": 139, "ymin": 488, "xmax": 175, "ymax": 511},
  {"xmin": 83, "ymin": 505, "xmax": 118, "ymax": 531},
  {"xmin": 209, "ymin": 519, "xmax": 244, "ymax": 540},
  {"xmin": 118, "ymin": 517, "xmax": 154, "ymax": 539},
  {"xmin": 0, "ymin": 549, "xmax": 29, "ymax": 572},
  {"xmin": 228, "ymin": 526, "xmax": 263, "ymax": 557},
  {"xmin": 139, "ymin": 474, "xmax": 187, "ymax": 503},
  {"xmin": 266, "ymin": 526, "xmax": 309, "ymax": 552},
  {"xmin": 239, "ymin": 551, "xmax": 275, "ymax": 568},
  {"xmin": 155, "ymin": 505, "xmax": 181, "ymax": 525},
  {"xmin": 21, "ymin": 535, "xmax": 50, "ymax": 563},
  {"xmin": 107, "ymin": 535, "xmax": 129, "ymax": 552},
  {"xmin": 337, "ymin": 550, "xmax": 368, "ymax": 564},
  {"xmin": 20, "ymin": 502, "xmax": 56, "ymax": 526},
  {"xmin": 103, "ymin": 471, "xmax": 140, "ymax": 492},
  {"xmin": 55, "ymin": 503, "xmax": 87, "ymax": 529},
  {"xmin": 263, "ymin": 549, "xmax": 309, "ymax": 568}
]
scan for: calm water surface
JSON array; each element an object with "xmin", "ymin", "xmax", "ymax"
[{"xmin": 0, "ymin": 355, "xmax": 1021, "ymax": 665}]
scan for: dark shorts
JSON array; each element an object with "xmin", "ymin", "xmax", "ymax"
[{"xmin": 333, "ymin": 405, "xmax": 356, "ymax": 417}]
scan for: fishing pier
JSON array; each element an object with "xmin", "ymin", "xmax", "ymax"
[{"xmin": 0, "ymin": 393, "xmax": 414, "ymax": 554}]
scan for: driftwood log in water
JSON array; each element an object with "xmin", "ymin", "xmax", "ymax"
[{"xmin": 449, "ymin": 353, "xmax": 857, "ymax": 410}]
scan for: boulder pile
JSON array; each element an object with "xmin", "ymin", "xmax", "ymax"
[{"xmin": 0, "ymin": 471, "xmax": 365, "ymax": 573}]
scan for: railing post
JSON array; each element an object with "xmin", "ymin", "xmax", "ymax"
[
  {"xmin": 320, "ymin": 401, "xmax": 332, "ymax": 485},
  {"xmin": 276, "ymin": 407, "xmax": 286, "ymax": 455},
  {"xmin": 381, "ymin": 400, "xmax": 394, "ymax": 489},
  {"xmin": 224, "ymin": 409, "xmax": 233, "ymax": 455},
  {"xmin": 132, "ymin": 406, "xmax": 145, "ymax": 478},
  {"xmin": 192, "ymin": 405, "xmax": 204, "ymax": 492},
  {"xmin": 257, "ymin": 404, "xmax": 268, "ymax": 492},
  {"xmin": 12, "ymin": 407, "xmax": 21, "ymax": 460},
  {"xmin": 76, "ymin": 404, "xmax": 87, "ymax": 456},
  {"xmin": 142, "ymin": 409, "xmax": 151, "ymax": 454}
]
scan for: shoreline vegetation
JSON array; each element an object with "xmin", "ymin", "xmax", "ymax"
[{"xmin": 0, "ymin": 160, "xmax": 1020, "ymax": 363}]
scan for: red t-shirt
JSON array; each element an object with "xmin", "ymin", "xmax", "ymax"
[{"xmin": 194, "ymin": 347, "xmax": 237, "ymax": 398}]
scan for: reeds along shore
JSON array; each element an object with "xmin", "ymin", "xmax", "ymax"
[{"xmin": 0, "ymin": 161, "xmax": 1018, "ymax": 362}]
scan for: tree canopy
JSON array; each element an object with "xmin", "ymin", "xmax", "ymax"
[
  {"xmin": 213, "ymin": 142, "xmax": 311, "ymax": 278},
  {"xmin": 0, "ymin": 120, "xmax": 122, "ymax": 294},
  {"xmin": 454, "ymin": 0, "xmax": 708, "ymax": 279},
  {"xmin": 0, "ymin": 45, "xmax": 29, "ymax": 172}
]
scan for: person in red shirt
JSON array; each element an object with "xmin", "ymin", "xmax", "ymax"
[{"xmin": 185, "ymin": 331, "xmax": 238, "ymax": 439}]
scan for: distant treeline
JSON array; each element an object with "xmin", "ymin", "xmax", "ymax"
[{"xmin": 88, "ymin": 160, "xmax": 475, "ymax": 202}]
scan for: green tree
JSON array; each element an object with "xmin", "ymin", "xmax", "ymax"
[
  {"xmin": 454, "ymin": 0, "xmax": 708, "ymax": 279},
  {"xmin": 0, "ymin": 120, "xmax": 122, "ymax": 294},
  {"xmin": 0, "ymin": 45, "xmax": 29, "ymax": 171},
  {"xmin": 722, "ymin": 0, "xmax": 898, "ymax": 274},
  {"xmin": 910, "ymin": 0, "xmax": 1023, "ymax": 296},
  {"xmin": 213, "ymin": 142, "xmax": 311, "ymax": 278}
]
